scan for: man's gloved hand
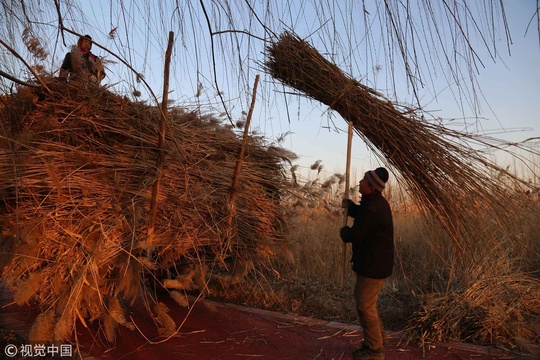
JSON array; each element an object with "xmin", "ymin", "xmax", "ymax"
[
  {"xmin": 340, "ymin": 226, "xmax": 351, "ymax": 242},
  {"xmin": 341, "ymin": 198, "xmax": 354, "ymax": 209}
]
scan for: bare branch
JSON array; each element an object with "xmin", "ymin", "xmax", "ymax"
[
  {"xmin": 0, "ymin": 69, "xmax": 41, "ymax": 88},
  {"xmin": 0, "ymin": 38, "xmax": 51, "ymax": 93}
]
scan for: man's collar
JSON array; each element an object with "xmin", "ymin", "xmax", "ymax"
[{"xmin": 361, "ymin": 192, "xmax": 381, "ymax": 201}]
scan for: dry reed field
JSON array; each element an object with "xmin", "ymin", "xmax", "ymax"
[
  {"xmin": 207, "ymin": 162, "xmax": 540, "ymax": 354},
  {"xmin": 221, "ymin": 180, "xmax": 540, "ymax": 355},
  {"xmin": 1, "ymin": 43, "xmax": 539, "ymax": 358},
  {"xmin": 1, "ymin": 2, "xmax": 540, "ymax": 359}
]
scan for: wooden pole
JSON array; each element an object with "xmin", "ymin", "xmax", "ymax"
[
  {"xmin": 147, "ymin": 31, "xmax": 174, "ymax": 246},
  {"xmin": 341, "ymin": 120, "xmax": 353, "ymax": 287},
  {"xmin": 226, "ymin": 75, "xmax": 260, "ymax": 249}
]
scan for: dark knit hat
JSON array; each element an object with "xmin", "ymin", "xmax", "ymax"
[{"xmin": 365, "ymin": 167, "xmax": 389, "ymax": 192}]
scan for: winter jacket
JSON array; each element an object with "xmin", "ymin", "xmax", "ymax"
[
  {"xmin": 60, "ymin": 47, "xmax": 105, "ymax": 83},
  {"xmin": 340, "ymin": 192, "xmax": 394, "ymax": 279}
]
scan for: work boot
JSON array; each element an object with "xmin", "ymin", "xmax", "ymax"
[{"xmin": 351, "ymin": 346, "xmax": 385, "ymax": 360}]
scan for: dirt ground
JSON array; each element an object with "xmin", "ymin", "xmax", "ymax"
[{"xmin": 1, "ymin": 286, "xmax": 533, "ymax": 360}]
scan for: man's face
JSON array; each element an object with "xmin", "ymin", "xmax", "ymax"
[
  {"xmin": 359, "ymin": 176, "xmax": 374, "ymax": 196},
  {"xmin": 80, "ymin": 39, "xmax": 92, "ymax": 52}
]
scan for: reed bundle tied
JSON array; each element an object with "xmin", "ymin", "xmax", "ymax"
[
  {"xmin": 264, "ymin": 31, "xmax": 533, "ymax": 251},
  {"xmin": 0, "ymin": 80, "xmax": 293, "ymax": 342}
]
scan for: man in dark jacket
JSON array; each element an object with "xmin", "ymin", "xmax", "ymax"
[{"xmin": 340, "ymin": 167, "xmax": 394, "ymax": 360}]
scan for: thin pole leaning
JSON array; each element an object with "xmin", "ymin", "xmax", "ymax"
[
  {"xmin": 147, "ymin": 31, "xmax": 174, "ymax": 246},
  {"xmin": 341, "ymin": 120, "xmax": 353, "ymax": 287},
  {"xmin": 226, "ymin": 75, "xmax": 260, "ymax": 249}
]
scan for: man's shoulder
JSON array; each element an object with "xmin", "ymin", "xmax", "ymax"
[
  {"xmin": 376, "ymin": 193, "xmax": 390, "ymax": 203},
  {"xmin": 368, "ymin": 193, "xmax": 391, "ymax": 211}
]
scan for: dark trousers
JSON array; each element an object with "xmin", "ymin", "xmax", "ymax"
[{"xmin": 354, "ymin": 274, "xmax": 385, "ymax": 351}]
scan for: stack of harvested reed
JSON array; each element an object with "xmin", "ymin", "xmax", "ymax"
[
  {"xmin": 0, "ymin": 79, "xmax": 293, "ymax": 343},
  {"xmin": 264, "ymin": 31, "xmax": 536, "ymax": 253},
  {"xmin": 405, "ymin": 272, "xmax": 540, "ymax": 352}
]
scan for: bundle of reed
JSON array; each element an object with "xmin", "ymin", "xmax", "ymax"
[
  {"xmin": 405, "ymin": 272, "xmax": 540, "ymax": 351},
  {"xmin": 0, "ymin": 80, "xmax": 293, "ymax": 343},
  {"xmin": 264, "ymin": 31, "xmax": 534, "ymax": 252}
]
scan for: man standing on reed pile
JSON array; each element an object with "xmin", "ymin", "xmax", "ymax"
[
  {"xmin": 59, "ymin": 34, "xmax": 105, "ymax": 84},
  {"xmin": 341, "ymin": 167, "xmax": 394, "ymax": 360}
]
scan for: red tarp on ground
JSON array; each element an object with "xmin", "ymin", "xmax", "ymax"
[{"xmin": 0, "ymin": 287, "xmax": 526, "ymax": 359}]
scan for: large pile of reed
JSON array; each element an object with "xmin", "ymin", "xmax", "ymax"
[
  {"xmin": 0, "ymin": 80, "xmax": 293, "ymax": 343},
  {"xmin": 264, "ymin": 32, "xmax": 536, "ymax": 252}
]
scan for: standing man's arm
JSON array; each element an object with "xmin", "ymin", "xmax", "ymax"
[
  {"xmin": 340, "ymin": 207, "xmax": 374, "ymax": 245},
  {"xmin": 342, "ymin": 198, "xmax": 360, "ymax": 217}
]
